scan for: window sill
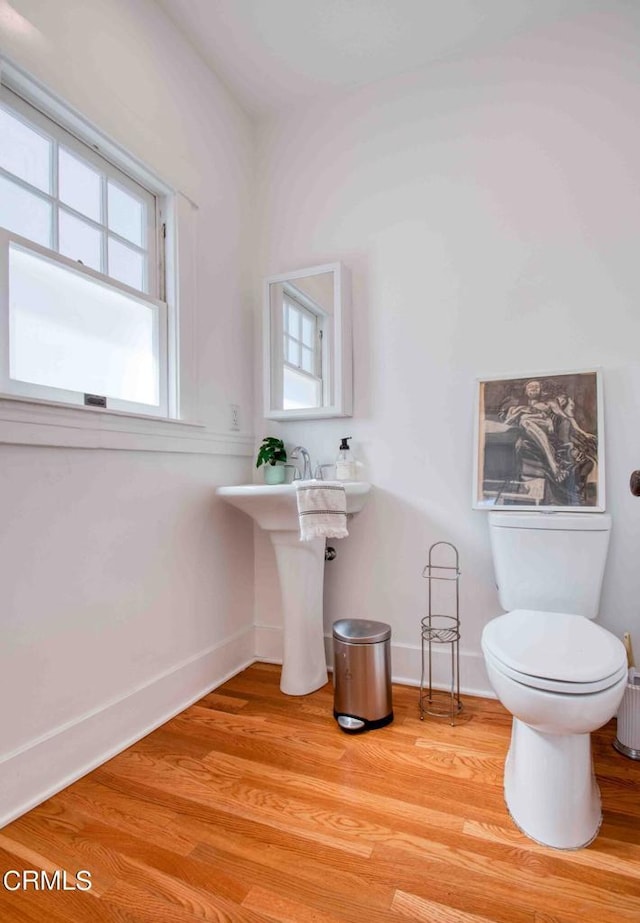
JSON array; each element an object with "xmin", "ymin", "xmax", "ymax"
[{"xmin": 0, "ymin": 395, "xmax": 253, "ymax": 456}]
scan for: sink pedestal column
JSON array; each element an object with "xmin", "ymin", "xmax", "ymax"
[{"xmin": 269, "ymin": 532, "xmax": 328, "ymax": 695}]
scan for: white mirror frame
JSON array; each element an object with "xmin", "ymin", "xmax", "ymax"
[{"xmin": 263, "ymin": 262, "xmax": 352, "ymax": 420}]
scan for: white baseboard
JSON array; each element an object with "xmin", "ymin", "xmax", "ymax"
[
  {"xmin": 254, "ymin": 624, "xmax": 494, "ymax": 699},
  {"xmin": 389, "ymin": 640, "xmax": 494, "ymax": 698},
  {"xmin": 0, "ymin": 627, "xmax": 255, "ymax": 829},
  {"xmin": 253, "ymin": 623, "xmax": 284, "ymax": 665}
]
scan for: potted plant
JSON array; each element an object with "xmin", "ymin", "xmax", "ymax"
[{"xmin": 256, "ymin": 436, "xmax": 287, "ymax": 484}]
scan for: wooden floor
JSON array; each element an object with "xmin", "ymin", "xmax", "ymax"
[{"xmin": 1, "ymin": 663, "xmax": 639, "ymax": 923}]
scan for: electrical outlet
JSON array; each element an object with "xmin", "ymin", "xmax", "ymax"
[{"xmin": 230, "ymin": 403, "xmax": 240, "ymax": 431}]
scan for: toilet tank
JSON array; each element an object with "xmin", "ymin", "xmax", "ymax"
[{"xmin": 489, "ymin": 511, "xmax": 611, "ymax": 618}]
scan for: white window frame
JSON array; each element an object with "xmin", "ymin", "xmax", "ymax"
[
  {"xmin": 0, "ymin": 86, "xmax": 157, "ymax": 297},
  {"xmin": 0, "ymin": 229, "xmax": 168, "ymax": 416},
  {"xmin": 0, "ymin": 58, "xmax": 217, "ymax": 450},
  {"xmin": 0, "ymin": 83, "xmax": 169, "ymax": 416}
]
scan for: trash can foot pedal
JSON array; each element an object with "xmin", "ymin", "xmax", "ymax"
[{"xmin": 334, "ymin": 711, "xmax": 394, "ymax": 734}]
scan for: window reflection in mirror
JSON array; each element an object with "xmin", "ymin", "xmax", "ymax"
[
  {"xmin": 282, "ymin": 281, "xmax": 325, "ymax": 409},
  {"xmin": 264, "ymin": 262, "xmax": 352, "ymax": 420}
]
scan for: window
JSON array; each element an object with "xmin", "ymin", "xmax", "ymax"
[
  {"xmin": 0, "ymin": 85, "xmax": 169, "ymax": 416},
  {"xmin": 281, "ymin": 286, "xmax": 323, "ymax": 410}
]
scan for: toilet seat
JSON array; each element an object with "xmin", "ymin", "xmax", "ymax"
[
  {"xmin": 482, "ymin": 609, "xmax": 628, "ymax": 695},
  {"xmin": 484, "ymin": 646, "xmax": 628, "ymax": 694}
]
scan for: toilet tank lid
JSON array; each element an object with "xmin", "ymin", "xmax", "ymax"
[{"xmin": 489, "ymin": 511, "xmax": 611, "ymax": 531}]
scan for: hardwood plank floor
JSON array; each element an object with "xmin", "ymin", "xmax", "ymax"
[{"xmin": 1, "ymin": 662, "xmax": 639, "ymax": 922}]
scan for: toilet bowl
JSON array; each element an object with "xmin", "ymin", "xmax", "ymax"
[
  {"xmin": 483, "ymin": 510, "xmax": 626, "ymax": 849},
  {"xmin": 482, "ymin": 609, "xmax": 627, "ymax": 848}
]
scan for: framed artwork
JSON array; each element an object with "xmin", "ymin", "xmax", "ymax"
[{"xmin": 473, "ymin": 369, "xmax": 604, "ymax": 511}]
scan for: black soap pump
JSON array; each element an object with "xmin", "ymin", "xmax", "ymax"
[{"xmin": 336, "ymin": 437, "xmax": 355, "ymax": 481}]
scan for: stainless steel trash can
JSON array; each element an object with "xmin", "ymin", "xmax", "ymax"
[{"xmin": 333, "ymin": 619, "xmax": 393, "ymax": 733}]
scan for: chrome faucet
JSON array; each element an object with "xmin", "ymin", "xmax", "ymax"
[{"xmin": 290, "ymin": 445, "xmax": 312, "ymax": 481}]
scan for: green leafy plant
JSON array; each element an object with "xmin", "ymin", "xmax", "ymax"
[{"xmin": 256, "ymin": 436, "xmax": 287, "ymax": 468}]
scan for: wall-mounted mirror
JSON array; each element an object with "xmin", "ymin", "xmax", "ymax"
[{"xmin": 263, "ymin": 262, "xmax": 352, "ymax": 420}]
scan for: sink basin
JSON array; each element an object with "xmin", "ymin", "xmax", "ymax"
[
  {"xmin": 216, "ymin": 481, "xmax": 371, "ymax": 531},
  {"xmin": 216, "ymin": 481, "xmax": 371, "ymax": 696}
]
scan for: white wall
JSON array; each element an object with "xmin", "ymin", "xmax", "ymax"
[
  {"xmin": 0, "ymin": 0, "xmax": 256, "ymax": 824},
  {"xmin": 254, "ymin": 8, "xmax": 640, "ymax": 693}
]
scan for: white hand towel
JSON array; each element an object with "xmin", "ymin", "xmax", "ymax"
[{"xmin": 295, "ymin": 480, "xmax": 348, "ymax": 541}]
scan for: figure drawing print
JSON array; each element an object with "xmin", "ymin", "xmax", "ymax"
[{"xmin": 474, "ymin": 370, "xmax": 603, "ymax": 510}]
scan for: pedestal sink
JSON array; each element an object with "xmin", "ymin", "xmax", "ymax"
[{"xmin": 216, "ymin": 482, "xmax": 371, "ymax": 695}]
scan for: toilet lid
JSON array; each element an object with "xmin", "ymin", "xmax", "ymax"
[{"xmin": 482, "ymin": 610, "xmax": 627, "ymax": 688}]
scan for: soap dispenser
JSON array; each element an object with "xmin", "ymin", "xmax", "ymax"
[{"xmin": 335, "ymin": 437, "xmax": 356, "ymax": 481}]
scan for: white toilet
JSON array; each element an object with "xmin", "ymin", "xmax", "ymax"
[{"xmin": 481, "ymin": 511, "xmax": 628, "ymax": 849}]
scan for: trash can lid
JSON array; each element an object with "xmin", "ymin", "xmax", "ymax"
[{"xmin": 332, "ymin": 619, "xmax": 391, "ymax": 643}]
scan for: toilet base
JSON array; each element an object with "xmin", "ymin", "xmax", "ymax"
[{"xmin": 504, "ymin": 718, "xmax": 602, "ymax": 849}]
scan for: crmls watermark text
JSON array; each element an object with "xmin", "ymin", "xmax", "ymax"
[{"xmin": 3, "ymin": 869, "xmax": 92, "ymax": 891}]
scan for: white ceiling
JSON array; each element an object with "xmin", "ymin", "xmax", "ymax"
[{"xmin": 155, "ymin": 0, "xmax": 611, "ymax": 117}]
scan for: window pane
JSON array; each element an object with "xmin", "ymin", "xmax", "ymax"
[
  {"xmin": 108, "ymin": 181, "xmax": 143, "ymax": 246},
  {"xmin": 108, "ymin": 237, "xmax": 144, "ymax": 291},
  {"xmin": 0, "ymin": 174, "xmax": 51, "ymax": 246},
  {"xmin": 301, "ymin": 315, "xmax": 314, "ymax": 347},
  {"xmin": 287, "ymin": 304, "xmax": 299, "ymax": 337},
  {"xmin": 59, "ymin": 209, "xmax": 102, "ymax": 272},
  {"xmin": 59, "ymin": 148, "xmax": 101, "ymax": 222},
  {"xmin": 285, "ymin": 335, "xmax": 298, "ymax": 366},
  {"xmin": 9, "ymin": 245, "xmax": 159, "ymax": 406},
  {"xmin": 0, "ymin": 106, "xmax": 51, "ymax": 192},
  {"xmin": 301, "ymin": 346, "xmax": 314, "ymax": 374},
  {"xmin": 283, "ymin": 366, "xmax": 320, "ymax": 410}
]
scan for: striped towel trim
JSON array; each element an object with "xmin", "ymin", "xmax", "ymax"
[{"xmin": 295, "ymin": 481, "xmax": 348, "ymax": 541}]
